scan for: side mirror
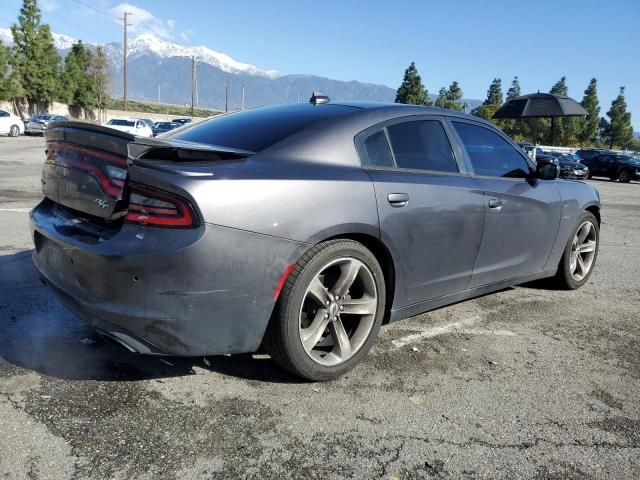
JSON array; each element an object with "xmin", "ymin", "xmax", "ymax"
[{"xmin": 535, "ymin": 157, "xmax": 560, "ymax": 180}]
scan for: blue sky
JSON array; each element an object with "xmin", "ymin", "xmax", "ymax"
[{"xmin": 2, "ymin": 0, "xmax": 639, "ymax": 129}]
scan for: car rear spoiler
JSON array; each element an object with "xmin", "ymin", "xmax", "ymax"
[
  {"xmin": 47, "ymin": 120, "xmax": 255, "ymax": 164},
  {"xmin": 128, "ymin": 137, "xmax": 255, "ymax": 164}
]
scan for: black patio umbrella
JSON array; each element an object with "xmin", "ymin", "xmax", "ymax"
[{"xmin": 492, "ymin": 92, "xmax": 587, "ymax": 145}]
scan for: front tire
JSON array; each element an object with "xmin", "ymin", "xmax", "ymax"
[
  {"xmin": 9, "ymin": 125, "xmax": 19, "ymax": 137},
  {"xmin": 265, "ymin": 239, "xmax": 386, "ymax": 381},
  {"xmin": 554, "ymin": 212, "xmax": 599, "ymax": 289}
]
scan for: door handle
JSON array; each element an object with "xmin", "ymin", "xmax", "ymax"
[
  {"xmin": 388, "ymin": 193, "xmax": 409, "ymax": 207},
  {"xmin": 488, "ymin": 198, "xmax": 503, "ymax": 211}
]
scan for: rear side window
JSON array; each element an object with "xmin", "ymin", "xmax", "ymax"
[
  {"xmin": 0, "ymin": 111, "xmax": 8, "ymax": 117},
  {"xmin": 363, "ymin": 130, "xmax": 394, "ymax": 167},
  {"xmin": 386, "ymin": 120, "xmax": 458, "ymax": 172},
  {"xmin": 452, "ymin": 122, "xmax": 530, "ymax": 178},
  {"xmin": 170, "ymin": 103, "xmax": 358, "ymax": 152}
]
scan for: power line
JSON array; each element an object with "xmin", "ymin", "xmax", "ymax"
[{"xmin": 69, "ymin": 0, "xmax": 118, "ymax": 20}]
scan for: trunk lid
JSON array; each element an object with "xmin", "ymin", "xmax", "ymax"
[
  {"xmin": 42, "ymin": 121, "xmax": 253, "ymax": 221},
  {"xmin": 43, "ymin": 121, "xmax": 134, "ymax": 220}
]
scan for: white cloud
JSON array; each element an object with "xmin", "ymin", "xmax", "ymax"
[
  {"xmin": 110, "ymin": 3, "xmax": 176, "ymax": 40},
  {"xmin": 178, "ymin": 28, "xmax": 196, "ymax": 42}
]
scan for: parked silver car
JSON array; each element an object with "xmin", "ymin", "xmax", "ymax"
[
  {"xmin": 31, "ymin": 98, "xmax": 601, "ymax": 380},
  {"xmin": 25, "ymin": 114, "xmax": 67, "ymax": 135}
]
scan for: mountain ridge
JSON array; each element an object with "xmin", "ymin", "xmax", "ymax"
[{"xmin": 0, "ymin": 26, "xmax": 482, "ymax": 112}]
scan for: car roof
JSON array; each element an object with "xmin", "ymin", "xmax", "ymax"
[{"xmin": 331, "ymin": 101, "xmax": 487, "ymax": 123}]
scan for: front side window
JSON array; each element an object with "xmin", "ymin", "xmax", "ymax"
[
  {"xmin": 386, "ymin": 120, "xmax": 458, "ymax": 172},
  {"xmin": 452, "ymin": 122, "xmax": 531, "ymax": 178}
]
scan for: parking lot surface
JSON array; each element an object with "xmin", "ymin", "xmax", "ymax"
[{"xmin": 0, "ymin": 135, "xmax": 638, "ymax": 479}]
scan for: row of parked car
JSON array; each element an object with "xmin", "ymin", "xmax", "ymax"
[
  {"xmin": 102, "ymin": 117, "xmax": 192, "ymax": 137},
  {"xmin": 518, "ymin": 143, "xmax": 640, "ymax": 183},
  {"xmin": 0, "ymin": 108, "xmax": 192, "ymax": 138}
]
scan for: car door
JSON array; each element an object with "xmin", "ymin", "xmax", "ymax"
[
  {"xmin": 356, "ymin": 116, "xmax": 485, "ymax": 308},
  {"xmin": 447, "ymin": 119, "xmax": 562, "ymax": 288},
  {"xmin": 0, "ymin": 110, "xmax": 9, "ymax": 134}
]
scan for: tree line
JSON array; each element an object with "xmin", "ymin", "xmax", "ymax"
[
  {"xmin": 0, "ymin": 0, "xmax": 109, "ymax": 119},
  {"xmin": 395, "ymin": 62, "xmax": 636, "ymax": 150}
]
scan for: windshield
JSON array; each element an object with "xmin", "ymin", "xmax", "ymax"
[
  {"xmin": 107, "ymin": 119, "xmax": 135, "ymax": 127},
  {"xmin": 33, "ymin": 115, "xmax": 54, "ymax": 120},
  {"xmin": 169, "ymin": 104, "xmax": 358, "ymax": 152}
]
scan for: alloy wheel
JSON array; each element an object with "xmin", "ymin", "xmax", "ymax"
[
  {"xmin": 298, "ymin": 257, "xmax": 378, "ymax": 366},
  {"xmin": 9, "ymin": 126, "xmax": 18, "ymax": 137},
  {"xmin": 619, "ymin": 171, "xmax": 630, "ymax": 182},
  {"xmin": 569, "ymin": 221, "xmax": 597, "ymax": 281}
]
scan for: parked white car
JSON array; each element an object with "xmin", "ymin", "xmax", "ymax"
[
  {"xmin": 102, "ymin": 118, "xmax": 153, "ymax": 137},
  {"xmin": 0, "ymin": 109, "xmax": 25, "ymax": 137}
]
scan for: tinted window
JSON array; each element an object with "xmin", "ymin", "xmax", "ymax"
[
  {"xmin": 363, "ymin": 130, "xmax": 394, "ymax": 167},
  {"xmin": 386, "ymin": 120, "xmax": 458, "ymax": 172},
  {"xmin": 0, "ymin": 111, "xmax": 9, "ymax": 117},
  {"xmin": 453, "ymin": 122, "xmax": 530, "ymax": 178},
  {"xmin": 108, "ymin": 119, "xmax": 135, "ymax": 127},
  {"xmin": 170, "ymin": 104, "xmax": 357, "ymax": 152}
]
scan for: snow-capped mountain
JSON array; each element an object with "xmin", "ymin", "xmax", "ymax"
[
  {"xmin": 122, "ymin": 33, "xmax": 277, "ymax": 78},
  {"xmin": 0, "ymin": 26, "xmax": 78, "ymax": 50},
  {"xmin": 1, "ymin": 26, "xmax": 277, "ymax": 78}
]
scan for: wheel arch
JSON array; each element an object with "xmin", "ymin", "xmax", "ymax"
[
  {"xmin": 585, "ymin": 204, "xmax": 601, "ymax": 226},
  {"xmin": 320, "ymin": 232, "xmax": 396, "ymax": 324}
]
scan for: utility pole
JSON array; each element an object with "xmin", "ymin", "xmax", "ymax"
[
  {"xmin": 120, "ymin": 11, "xmax": 132, "ymax": 111},
  {"xmin": 241, "ymin": 80, "xmax": 245, "ymax": 110},
  {"xmin": 225, "ymin": 76, "xmax": 229, "ymax": 113},
  {"xmin": 191, "ymin": 56, "xmax": 195, "ymax": 116}
]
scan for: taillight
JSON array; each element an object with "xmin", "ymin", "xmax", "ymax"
[{"xmin": 125, "ymin": 183, "xmax": 199, "ymax": 228}]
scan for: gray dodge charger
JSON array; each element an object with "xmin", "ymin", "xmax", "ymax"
[{"xmin": 31, "ymin": 95, "xmax": 601, "ymax": 380}]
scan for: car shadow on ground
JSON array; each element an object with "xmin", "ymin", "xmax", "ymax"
[{"xmin": 0, "ymin": 250, "xmax": 304, "ymax": 384}]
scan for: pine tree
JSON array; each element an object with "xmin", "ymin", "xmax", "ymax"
[
  {"xmin": 550, "ymin": 76, "xmax": 568, "ymax": 96},
  {"xmin": 502, "ymin": 76, "xmax": 526, "ymax": 139},
  {"xmin": 0, "ymin": 41, "xmax": 20, "ymax": 101},
  {"xmin": 10, "ymin": 0, "xmax": 61, "ymax": 113},
  {"xmin": 60, "ymin": 41, "xmax": 95, "ymax": 113},
  {"xmin": 548, "ymin": 76, "xmax": 576, "ymax": 145},
  {"xmin": 506, "ymin": 76, "xmax": 521, "ymax": 100},
  {"xmin": 602, "ymin": 87, "xmax": 633, "ymax": 149},
  {"xmin": 90, "ymin": 45, "xmax": 109, "ymax": 121},
  {"xmin": 434, "ymin": 87, "xmax": 448, "ymax": 108},
  {"xmin": 576, "ymin": 78, "xmax": 600, "ymax": 146},
  {"xmin": 434, "ymin": 81, "xmax": 466, "ymax": 111},
  {"xmin": 472, "ymin": 78, "xmax": 503, "ymax": 120},
  {"xmin": 395, "ymin": 62, "xmax": 431, "ymax": 106}
]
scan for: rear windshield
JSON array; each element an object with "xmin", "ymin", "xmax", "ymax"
[
  {"xmin": 34, "ymin": 115, "xmax": 54, "ymax": 120},
  {"xmin": 107, "ymin": 119, "xmax": 135, "ymax": 127},
  {"xmin": 169, "ymin": 103, "xmax": 358, "ymax": 152}
]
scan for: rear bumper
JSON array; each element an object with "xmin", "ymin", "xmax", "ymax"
[
  {"xmin": 30, "ymin": 199, "xmax": 307, "ymax": 356},
  {"xmin": 25, "ymin": 124, "xmax": 45, "ymax": 134}
]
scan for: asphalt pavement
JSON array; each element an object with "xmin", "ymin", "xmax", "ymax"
[{"xmin": 0, "ymin": 135, "xmax": 638, "ymax": 479}]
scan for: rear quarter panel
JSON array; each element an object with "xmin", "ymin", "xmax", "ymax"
[{"xmin": 544, "ymin": 180, "xmax": 601, "ymax": 270}]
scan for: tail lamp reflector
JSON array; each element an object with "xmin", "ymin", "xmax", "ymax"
[{"xmin": 125, "ymin": 184, "xmax": 198, "ymax": 228}]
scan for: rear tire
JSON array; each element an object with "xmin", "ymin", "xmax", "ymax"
[
  {"xmin": 9, "ymin": 125, "xmax": 19, "ymax": 137},
  {"xmin": 618, "ymin": 170, "xmax": 631, "ymax": 183},
  {"xmin": 264, "ymin": 239, "xmax": 386, "ymax": 381},
  {"xmin": 554, "ymin": 212, "xmax": 599, "ymax": 289}
]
